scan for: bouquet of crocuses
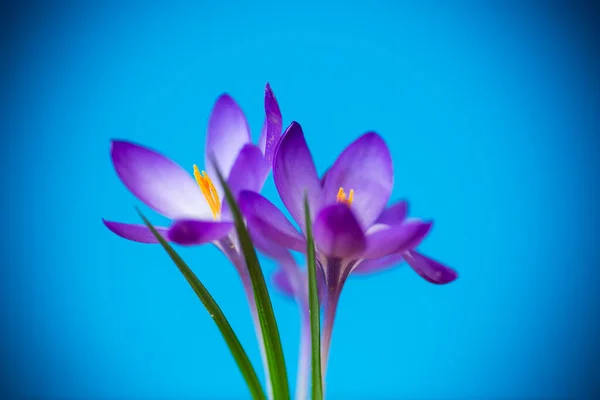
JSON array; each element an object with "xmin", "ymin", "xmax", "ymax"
[{"xmin": 103, "ymin": 83, "xmax": 458, "ymax": 400}]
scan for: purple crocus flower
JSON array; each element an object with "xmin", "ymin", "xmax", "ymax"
[
  {"xmin": 239, "ymin": 121, "xmax": 458, "ymax": 375},
  {"xmin": 102, "ymin": 83, "xmax": 282, "ymax": 395}
]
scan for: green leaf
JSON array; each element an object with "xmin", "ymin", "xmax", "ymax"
[
  {"xmin": 137, "ymin": 210, "xmax": 266, "ymax": 400},
  {"xmin": 214, "ymin": 167, "xmax": 290, "ymax": 400},
  {"xmin": 304, "ymin": 195, "xmax": 323, "ymax": 400}
]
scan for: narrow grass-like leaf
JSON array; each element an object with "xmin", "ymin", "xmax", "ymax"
[
  {"xmin": 137, "ymin": 210, "xmax": 266, "ymax": 400},
  {"xmin": 304, "ymin": 195, "xmax": 323, "ymax": 400},
  {"xmin": 214, "ymin": 166, "xmax": 290, "ymax": 400}
]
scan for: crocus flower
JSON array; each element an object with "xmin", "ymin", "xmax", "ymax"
[
  {"xmin": 239, "ymin": 121, "xmax": 458, "ymax": 375},
  {"xmin": 103, "ymin": 83, "xmax": 283, "ymax": 395}
]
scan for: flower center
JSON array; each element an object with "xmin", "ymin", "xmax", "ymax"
[
  {"xmin": 193, "ymin": 165, "xmax": 221, "ymax": 220},
  {"xmin": 336, "ymin": 187, "xmax": 354, "ymax": 206}
]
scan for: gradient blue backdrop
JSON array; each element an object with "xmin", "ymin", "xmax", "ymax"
[{"xmin": 3, "ymin": 1, "xmax": 599, "ymax": 399}]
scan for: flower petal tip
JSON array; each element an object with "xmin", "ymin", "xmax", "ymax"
[
  {"xmin": 264, "ymin": 84, "xmax": 281, "ymax": 117},
  {"xmin": 363, "ymin": 131, "xmax": 382, "ymax": 140},
  {"xmin": 356, "ymin": 131, "xmax": 387, "ymax": 150},
  {"xmin": 421, "ymin": 219, "xmax": 434, "ymax": 232},
  {"xmin": 428, "ymin": 264, "xmax": 458, "ymax": 285},
  {"xmin": 276, "ymin": 121, "xmax": 303, "ymax": 154},
  {"xmin": 109, "ymin": 139, "xmax": 149, "ymax": 161},
  {"xmin": 376, "ymin": 200, "xmax": 409, "ymax": 225},
  {"xmin": 404, "ymin": 219, "xmax": 434, "ymax": 251},
  {"xmin": 431, "ymin": 268, "xmax": 459, "ymax": 285},
  {"xmin": 404, "ymin": 250, "xmax": 458, "ymax": 285},
  {"xmin": 109, "ymin": 139, "xmax": 129, "ymax": 156},
  {"xmin": 215, "ymin": 93, "xmax": 236, "ymax": 106},
  {"xmin": 282, "ymin": 121, "xmax": 302, "ymax": 137},
  {"xmin": 210, "ymin": 93, "xmax": 245, "ymax": 120},
  {"xmin": 102, "ymin": 219, "xmax": 171, "ymax": 244}
]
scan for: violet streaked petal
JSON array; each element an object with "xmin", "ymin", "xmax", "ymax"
[
  {"xmin": 376, "ymin": 200, "xmax": 408, "ymax": 225},
  {"xmin": 220, "ymin": 144, "xmax": 269, "ymax": 220},
  {"xmin": 258, "ymin": 119, "xmax": 268, "ymax": 155},
  {"xmin": 313, "ymin": 204, "xmax": 366, "ymax": 259},
  {"xmin": 352, "ymin": 253, "xmax": 404, "ymax": 275},
  {"xmin": 168, "ymin": 219, "xmax": 233, "ymax": 245},
  {"xmin": 257, "ymin": 83, "xmax": 283, "ymax": 165},
  {"xmin": 362, "ymin": 220, "xmax": 433, "ymax": 259},
  {"xmin": 226, "ymin": 144, "xmax": 269, "ymax": 195},
  {"xmin": 273, "ymin": 122, "xmax": 323, "ymax": 232},
  {"xmin": 323, "ymin": 132, "xmax": 393, "ymax": 228},
  {"xmin": 403, "ymin": 250, "xmax": 458, "ymax": 284},
  {"xmin": 239, "ymin": 190, "xmax": 306, "ymax": 252},
  {"xmin": 103, "ymin": 220, "xmax": 170, "ymax": 244},
  {"xmin": 204, "ymin": 94, "xmax": 251, "ymax": 182},
  {"xmin": 110, "ymin": 141, "xmax": 210, "ymax": 219},
  {"xmin": 272, "ymin": 269, "xmax": 294, "ymax": 298}
]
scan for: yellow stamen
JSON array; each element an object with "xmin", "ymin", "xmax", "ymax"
[
  {"xmin": 193, "ymin": 165, "xmax": 221, "ymax": 219},
  {"xmin": 336, "ymin": 187, "xmax": 354, "ymax": 206}
]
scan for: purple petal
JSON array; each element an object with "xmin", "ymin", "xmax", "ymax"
[
  {"xmin": 103, "ymin": 220, "xmax": 171, "ymax": 244},
  {"xmin": 376, "ymin": 200, "xmax": 408, "ymax": 225},
  {"xmin": 313, "ymin": 204, "xmax": 366, "ymax": 259},
  {"xmin": 250, "ymin": 227, "xmax": 297, "ymax": 267},
  {"xmin": 322, "ymin": 132, "xmax": 393, "ymax": 228},
  {"xmin": 352, "ymin": 253, "xmax": 404, "ymax": 275},
  {"xmin": 401, "ymin": 218, "xmax": 434, "ymax": 249},
  {"xmin": 257, "ymin": 83, "xmax": 283, "ymax": 165},
  {"xmin": 273, "ymin": 122, "xmax": 323, "ymax": 233},
  {"xmin": 239, "ymin": 190, "xmax": 306, "ymax": 252},
  {"xmin": 110, "ymin": 141, "xmax": 210, "ymax": 219},
  {"xmin": 320, "ymin": 167, "xmax": 330, "ymax": 187},
  {"xmin": 258, "ymin": 120, "xmax": 268, "ymax": 155},
  {"xmin": 403, "ymin": 250, "xmax": 458, "ymax": 284},
  {"xmin": 272, "ymin": 269, "xmax": 294, "ymax": 298},
  {"xmin": 168, "ymin": 219, "xmax": 233, "ymax": 245},
  {"xmin": 270, "ymin": 259, "xmax": 326, "ymax": 306},
  {"xmin": 257, "ymin": 235, "xmax": 305, "ymax": 302},
  {"xmin": 363, "ymin": 220, "xmax": 433, "ymax": 259},
  {"xmin": 221, "ymin": 144, "xmax": 269, "ymax": 219},
  {"xmin": 204, "ymin": 94, "xmax": 251, "ymax": 182},
  {"xmin": 316, "ymin": 262, "xmax": 327, "ymax": 305},
  {"xmin": 262, "ymin": 236, "xmax": 302, "ymax": 300}
]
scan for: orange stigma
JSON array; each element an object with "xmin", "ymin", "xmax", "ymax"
[
  {"xmin": 336, "ymin": 187, "xmax": 354, "ymax": 206},
  {"xmin": 193, "ymin": 165, "xmax": 221, "ymax": 219}
]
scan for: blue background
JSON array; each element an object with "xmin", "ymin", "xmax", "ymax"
[{"xmin": 2, "ymin": 1, "xmax": 599, "ymax": 399}]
